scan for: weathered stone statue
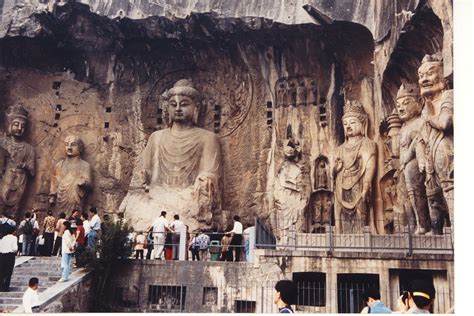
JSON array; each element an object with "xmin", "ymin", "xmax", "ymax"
[
  {"xmin": 0, "ymin": 105, "xmax": 35, "ymax": 219},
  {"xmin": 49, "ymin": 135, "xmax": 93, "ymax": 214},
  {"xmin": 395, "ymin": 83, "xmax": 431, "ymax": 234},
  {"xmin": 120, "ymin": 79, "xmax": 222, "ymax": 231},
  {"xmin": 417, "ymin": 53, "xmax": 453, "ymax": 229},
  {"xmin": 274, "ymin": 138, "xmax": 307, "ymax": 244},
  {"xmin": 333, "ymin": 101, "xmax": 377, "ymax": 233}
]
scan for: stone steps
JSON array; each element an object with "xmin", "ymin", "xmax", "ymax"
[{"xmin": 0, "ymin": 256, "xmax": 75, "ymax": 312}]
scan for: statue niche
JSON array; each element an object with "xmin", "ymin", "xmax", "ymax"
[
  {"xmin": 417, "ymin": 53, "xmax": 453, "ymax": 231},
  {"xmin": 49, "ymin": 135, "xmax": 93, "ymax": 214},
  {"xmin": 307, "ymin": 156, "xmax": 333, "ymax": 233},
  {"xmin": 333, "ymin": 100, "xmax": 377, "ymax": 234},
  {"xmin": 0, "ymin": 105, "xmax": 35, "ymax": 220},
  {"xmin": 273, "ymin": 138, "xmax": 308, "ymax": 244},
  {"xmin": 120, "ymin": 79, "xmax": 222, "ymax": 231}
]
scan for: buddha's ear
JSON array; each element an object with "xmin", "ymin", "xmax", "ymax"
[{"xmin": 192, "ymin": 102, "xmax": 201, "ymax": 125}]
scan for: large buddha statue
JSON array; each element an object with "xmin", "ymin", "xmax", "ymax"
[
  {"xmin": 417, "ymin": 53, "xmax": 453, "ymax": 227},
  {"xmin": 49, "ymin": 135, "xmax": 93, "ymax": 214},
  {"xmin": 334, "ymin": 101, "xmax": 377, "ymax": 234},
  {"xmin": 0, "ymin": 105, "xmax": 35, "ymax": 220},
  {"xmin": 395, "ymin": 83, "xmax": 430, "ymax": 234},
  {"xmin": 120, "ymin": 79, "xmax": 222, "ymax": 231}
]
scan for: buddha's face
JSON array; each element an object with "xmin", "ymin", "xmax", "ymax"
[
  {"xmin": 343, "ymin": 116, "xmax": 363, "ymax": 138},
  {"xmin": 64, "ymin": 136, "xmax": 81, "ymax": 157},
  {"xmin": 8, "ymin": 117, "xmax": 26, "ymax": 138},
  {"xmin": 396, "ymin": 96, "xmax": 421, "ymax": 121},
  {"xmin": 168, "ymin": 95, "xmax": 197, "ymax": 123},
  {"xmin": 418, "ymin": 62, "xmax": 445, "ymax": 97}
]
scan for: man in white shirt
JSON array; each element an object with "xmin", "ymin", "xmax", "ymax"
[
  {"xmin": 0, "ymin": 225, "xmax": 18, "ymax": 291},
  {"xmin": 227, "ymin": 215, "xmax": 243, "ymax": 262},
  {"xmin": 88, "ymin": 207, "xmax": 101, "ymax": 249},
  {"xmin": 170, "ymin": 214, "xmax": 185, "ymax": 260},
  {"xmin": 22, "ymin": 277, "xmax": 40, "ymax": 313},
  {"xmin": 149, "ymin": 211, "xmax": 171, "ymax": 260}
]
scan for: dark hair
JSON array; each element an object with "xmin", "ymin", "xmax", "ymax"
[
  {"xmin": 362, "ymin": 288, "xmax": 381, "ymax": 303},
  {"xmin": 81, "ymin": 212, "xmax": 89, "ymax": 220},
  {"xmin": 47, "ymin": 210, "xmax": 53, "ymax": 216},
  {"xmin": 59, "ymin": 212, "xmax": 66, "ymax": 219},
  {"xmin": 174, "ymin": 214, "xmax": 179, "ymax": 220},
  {"xmin": 76, "ymin": 218, "xmax": 83, "ymax": 226},
  {"xmin": 233, "ymin": 215, "xmax": 240, "ymax": 221},
  {"xmin": 29, "ymin": 277, "xmax": 39, "ymax": 287},
  {"xmin": 275, "ymin": 280, "xmax": 297, "ymax": 306},
  {"xmin": 63, "ymin": 220, "xmax": 72, "ymax": 232},
  {"xmin": 25, "ymin": 212, "xmax": 31, "ymax": 218},
  {"xmin": 89, "ymin": 207, "xmax": 98, "ymax": 214},
  {"xmin": 409, "ymin": 279, "xmax": 435, "ymax": 309},
  {"xmin": 161, "ymin": 211, "xmax": 167, "ymax": 217},
  {"xmin": 7, "ymin": 225, "xmax": 16, "ymax": 235}
]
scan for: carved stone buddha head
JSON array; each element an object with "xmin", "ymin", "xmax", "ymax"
[
  {"xmin": 418, "ymin": 53, "xmax": 446, "ymax": 98},
  {"xmin": 342, "ymin": 100, "xmax": 367, "ymax": 139},
  {"xmin": 64, "ymin": 135, "xmax": 84, "ymax": 157},
  {"xmin": 5, "ymin": 104, "xmax": 29, "ymax": 138},
  {"xmin": 167, "ymin": 79, "xmax": 202, "ymax": 125},
  {"xmin": 396, "ymin": 83, "xmax": 422, "ymax": 122}
]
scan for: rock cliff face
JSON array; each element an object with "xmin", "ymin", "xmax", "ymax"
[{"xmin": 0, "ymin": 0, "xmax": 452, "ymax": 233}]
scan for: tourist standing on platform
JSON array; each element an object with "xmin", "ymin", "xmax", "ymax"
[
  {"xmin": 145, "ymin": 230, "xmax": 154, "ymax": 259},
  {"xmin": 75, "ymin": 219, "xmax": 86, "ymax": 267},
  {"xmin": 18, "ymin": 212, "xmax": 39, "ymax": 256},
  {"xmin": 80, "ymin": 213, "xmax": 90, "ymax": 247},
  {"xmin": 196, "ymin": 230, "xmax": 210, "ymax": 261},
  {"xmin": 59, "ymin": 221, "xmax": 75, "ymax": 282},
  {"xmin": 227, "ymin": 215, "xmax": 243, "ymax": 262},
  {"xmin": 134, "ymin": 231, "xmax": 146, "ymax": 259},
  {"xmin": 170, "ymin": 215, "xmax": 185, "ymax": 260},
  {"xmin": 0, "ymin": 225, "xmax": 18, "ymax": 292},
  {"xmin": 189, "ymin": 233, "xmax": 200, "ymax": 261},
  {"xmin": 42, "ymin": 210, "xmax": 56, "ymax": 256},
  {"xmin": 149, "ymin": 211, "xmax": 170, "ymax": 260},
  {"xmin": 274, "ymin": 280, "xmax": 297, "ymax": 313},
  {"xmin": 88, "ymin": 207, "xmax": 101, "ymax": 249},
  {"xmin": 52, "ymin": 212, "xmax": 67, "ymax": 256},
  {"xmin": 219, "ymin": 232, "xmax": 233, "ymax": 262},
  {"xmin": 22, "ymin": 277, "xmax": 40, "ymax": 313}
]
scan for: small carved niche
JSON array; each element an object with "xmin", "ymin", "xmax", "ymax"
[
  {"xmin": 105, "ymin": 107, "xmax": 112, "ymax": 113},
  {"xmin": 52, "ymin": 81, "xmax": 61, "ymax": 90},
  {"xmin": 314, "ymin": 155, "xmax": 330, "ymax": 190},
  {"xmin": 266, "ymin": 101, "xmax": 273, "ymax": 127},
  {"xmin": 319, "ymin": 97, "xmax": 327, "ymax": 127}
]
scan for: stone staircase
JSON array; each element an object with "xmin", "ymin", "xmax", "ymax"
[{"xmin": 0, "ymin": 256, "xmax": 69, "ymax": 312}]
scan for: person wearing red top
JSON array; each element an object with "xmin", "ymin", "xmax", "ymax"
[{"xmin": 75, "ymin": 219, "xmax": 86, "ymax": 267}]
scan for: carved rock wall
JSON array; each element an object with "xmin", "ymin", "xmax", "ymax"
[{"xmin": 0, "ymin": 1, "xmax": 453, "ymax": 232}]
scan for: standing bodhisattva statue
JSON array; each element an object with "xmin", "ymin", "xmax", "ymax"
[
  {"xmin": 49, "ymin": 135, "xmax": 93, "ymax": 214},
  {"xmin": 334, "ymin": 101, "xmax": 377, "ymax": 233},
  {"xmin": 417, "ymin": 53, "xmax": 454, "ymax": 229},
  {"xmin": 120, "ymin": 79, "xmax": 222, "ymax": 231},
  {"xmin": 0, "ymin": 105, "xmax": 35, "ymax": 220},
  {"xmin": 395, "ymin": 83, "xmax": 431, "ymax": 234}
]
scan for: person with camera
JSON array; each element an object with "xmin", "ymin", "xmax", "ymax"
[{"xmin": 397, "ymin": 279, "xmax": 436, "ymax": 314}]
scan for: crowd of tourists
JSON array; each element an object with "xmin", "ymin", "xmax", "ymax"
[
  {"xmin": 0, "ymin": 207, "xmax": 102, "ymax": 292},
  {"xmin": 133, "ymin": 212, "xmax": 247, "ymax": 262}
]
